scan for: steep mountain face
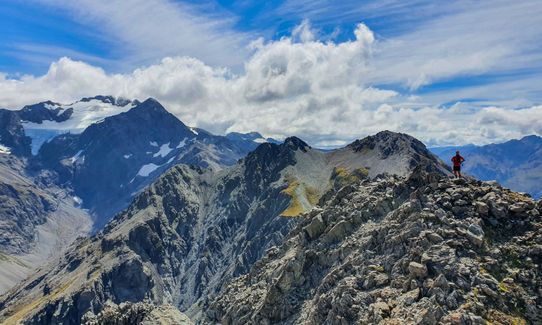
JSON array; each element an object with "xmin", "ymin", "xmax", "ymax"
[
  {"xmin": 209, "ymin": 171, "xmax": 542, "ymax": 324},
  {"xmin": 31, "ymin": 98, "xmax": 264, "ymax": 229},
  {"xmin": 0, "ymin": 140, "xmax": 301, "ymax": 325},
  {"xmin": 18, "ymin": 101, "xmax": 73, "ymax": 124},
  {"xmin": 0, "ymin": 154, "xmax": 91, "ymax": 294},
  {"xmin": 431, "ymin": 135, "xmax": 542, "ymax": 199},
  {"xmin": 0, "ymin": 109, "xmax": 32, "ymax": 157},
  {"xmin": 0, "ymin": 132, "xmax": 450, "ymax": 325}
]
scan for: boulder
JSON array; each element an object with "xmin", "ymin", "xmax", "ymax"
[
  {"xmin": 475, "ymin": 202, "xmax": 489, "ymax": 215},
  {"xmin": 303, "ymin": 214, "xmax": 326, "ymax": 240},
  {"xmin": 408, "ymin": 262, "xmax": 428, "ymax": 278}
]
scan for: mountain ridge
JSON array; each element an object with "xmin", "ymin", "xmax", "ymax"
[{"xmin": 0, "ymin": 130, "xmax": 453, "ymax": 324}]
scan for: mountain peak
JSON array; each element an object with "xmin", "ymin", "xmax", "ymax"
[
  {"xmin": 19, "ymin": 101, "xmax": 72, "ymax": 123},
  {"xmin": 241, "ymin": 136, "xmax": 310, "ymax": 176},
  {"xmin": 283, "ymin": 136, "xmax": 310, "ymax": 152},
  {"xmin": 127, "ymin": 98, "xmax": 173, "ymax": 118},
  {"xmin": 347, "ymin": 130, "xmax": 424, "ymax": 155},
  {"xmin": 519, "ymin": 134, "xmax": 542, "ymax": 144}
]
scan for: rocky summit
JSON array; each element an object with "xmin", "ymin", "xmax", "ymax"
[{"xmin": 209, "ymin": 171, "xmax": 541, "ymax": 324}]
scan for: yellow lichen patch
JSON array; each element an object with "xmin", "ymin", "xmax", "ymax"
[
  {"xmin": 331, "ymin": 166, "xmax": 369, "ymax": 189},
  {"xmin": 280, "ymin": 177, "xmax": 303, "ymax": 217},
  {"xmin": 508, "ymin": 191, "xmax": 529, "ymax": 202},
  {"xmin": 305, "ymin": 186, "xmax": 320, "ymax": 205},
  {"xmin": 498, "ymin": 281, "xmax": 510, "ymax": 293},
  {"xmin": 487, "ymin": 309, "xmax": 527, "ymax": 325},
  {"xmin": 280, "ymin": 176, "xmax": 321, "ymax": 217},
  {"xmin": 2, "ymin": 277, "xmax": 77, "ymax": 325}
]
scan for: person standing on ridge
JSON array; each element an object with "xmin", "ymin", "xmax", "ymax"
[{"xmin": 451, "ymin": 151, "xmax": 465, "ymax": 178}]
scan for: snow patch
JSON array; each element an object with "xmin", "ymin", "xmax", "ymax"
[
  {"xmin": 190, "ymin": 127, "xmax": 199, "ymax": 135},
  {"xmin": 177, "ymin": 138, "xmax": 188, "ymax": 148},
  {"xmin": 22, "ymin": 99, "xmax": 134, "ymax": 133},
  {"xmin": 153, "ymin": 143, "xmax": 172, "ymax": 158},
  {"xmin": 137, "ymin": 163, "xmax": 160, "ymax": 177},
  {"xmin": 0, "ymin": 144, "xmax": 11, "ymax": 155},
  {"xmin": 123, "ymin": 154, "xmax": 132, "ymax": 159},
  {"xmin": 136, "ymin": 157, "xmax": 176, "ymax": 178},
  {"xmin": 73, "ymin": 196, "xmax": 83, "ymax": 205},
  {"xmin": 150, "ymin": 141, "xmax": 158, "ymax": 147},
  {"xmin": 69, "ymin": 150, "xmax": 84, "ymax": 163},
  {"xmin": 253, "ymin": 138, "xmax": 268, "ymax": 143},
  {"xmin": 24, "ymin": 129, "xmax": 65, "ymax": 155},
  {"xmin": 44, "ymin": 103, "xmax": 59, "ymax": 111}
]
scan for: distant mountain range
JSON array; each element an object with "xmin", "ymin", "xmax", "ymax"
[
  {"xmin": 431, "ymin": 135, "xmax": 542, "ymax": 198},
  {"xmin": 0, "ymin": 96, "xmax": 276, "ymax": 226}
]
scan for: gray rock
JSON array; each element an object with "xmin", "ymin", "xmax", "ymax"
[
  {"xmin": 466, "ymin": 224, "xmax": 484, "ymax": 247},
  {"xmin": 475, "ymin": 201, "xmax": 489, "ymax": 215},
  {"xmin": 408, "ymin": 262, "xmax": 428, "ymax": 278},
  {"xmin": 510, "ymin": 202, "xmax": 527, "ymax": 213},
  {"xmin": 303, "ymin": 214, "xmax": 326, "ymax": 240}
]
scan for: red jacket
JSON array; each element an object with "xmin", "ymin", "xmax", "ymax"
[{"xmin": 451, "ymin": 155, "xmax": 465, "ymax": 167}]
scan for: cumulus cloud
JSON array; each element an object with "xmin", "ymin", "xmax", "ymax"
[
  {"xmin": 0, "ymin": 22, "xmax": 540, "ymax": 147},
  {"xmin": 277, "ymin": 0, "xmax": 542, "ymax": 99}
]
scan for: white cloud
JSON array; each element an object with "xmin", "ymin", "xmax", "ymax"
[
  {"xmin": 0, "ymin": 21, "xmax": 541, "ymax": 148},
  {"xmin": 276, "ymin": 0, "xmax": 542, "ymax": 103},
  {"xmin": 32, "ymin": 0, "xmax": 251, "ymax": 69},
  {"xmin": 369, "ymin": 0, "xmax": 542, "ymax": 90},
  {"xmin": 291, "ymin": 20, "xmax": 316, "ymax": 43}
]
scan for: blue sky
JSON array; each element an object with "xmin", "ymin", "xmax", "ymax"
[
  {"xmin": 0, "ymin": 0, "xmax": 541, "ymax": 146},
  {"xmin": 0, "ymin": 1, "xmax": 470, "ymax": 74}
]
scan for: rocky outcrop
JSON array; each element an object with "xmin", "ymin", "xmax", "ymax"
[
  {"xmin": 330, "ymin": 130, "xmax": 450, "ymax": 178},
  {"xmin": 0, "ymin": 109, "xmax": 31, "ymax": 157},
  {"xmin": 209, "ymin": 171, "xmax": 542, "ymax": 324},
  {"xmin": 81, "ymin": 301, "xmax": 192, "ymax": 325}
]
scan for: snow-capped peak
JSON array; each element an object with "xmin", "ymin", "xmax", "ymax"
[{"xmin": 21, "ymin": 96, "xmax": 138, "ymax": 154}]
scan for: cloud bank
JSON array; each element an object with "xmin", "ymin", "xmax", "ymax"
[{"xmin": 0, "ymin": 22, "xmax": 541, "ymax": 147}]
